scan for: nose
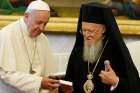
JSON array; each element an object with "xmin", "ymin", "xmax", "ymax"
[
  {"xmin": 84, "ymin": 31, "xmax": 90, "ymax": 37},
  {"xmin": 39, "ymin": 24, "xmax": 44, "ymax": 31}
]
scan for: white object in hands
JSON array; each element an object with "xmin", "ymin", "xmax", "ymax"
[
  {"xmin": 104, "ymin": 60, "xmax": 110, "ymax": 71},
  {"xmin": 59, "ymin": 80, "xmax": 73, "ymax": 86}
]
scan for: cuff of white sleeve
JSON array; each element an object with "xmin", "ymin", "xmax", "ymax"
[{"xmin": 110, "ymin": 77, "xmax": 119, "ymax": 91}]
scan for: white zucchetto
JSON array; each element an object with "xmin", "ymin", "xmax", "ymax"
[{"xmin": 25, "ymin": 0, "xmax": 50, "ymax": 13}]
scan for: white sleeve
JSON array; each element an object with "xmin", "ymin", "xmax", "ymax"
[
  {"xmin": 0, "ymin": 68, "xmax": 42, "ymax": 93},
  {"xmin": 110, "ymin": 77, "xmax": 119, "ymax": 91}
]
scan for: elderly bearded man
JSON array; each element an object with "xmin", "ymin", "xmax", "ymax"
[{"xmin": 62, "ymin": 2, "xmax": 140, "ymax": 93}]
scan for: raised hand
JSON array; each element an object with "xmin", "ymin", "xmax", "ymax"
[{"xmin": 99, "ymin": 65, "xmax": 119, "ymax": 86}]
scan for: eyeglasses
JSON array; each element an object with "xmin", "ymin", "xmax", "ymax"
[{"xmin": 80, "ymin": 29, "xmax": 95, "ymax": 35}]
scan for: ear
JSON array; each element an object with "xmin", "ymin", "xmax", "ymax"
[
  {"xmin": 102, "ymin": 25, "xmax": 106, "ymax": 34},
  {"xmin": 24, "ymin": 13, "xmax": 29, "ymax": 24},
  {"xmin": 102, "ymin": 26, "xmax": 106, "ymax": 40},
  {"xmin": 24, "ymin": 13, "xmax": 29, "ymax": 19}
]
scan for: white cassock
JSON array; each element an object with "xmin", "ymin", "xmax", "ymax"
[{"xmin": 0, "ymin": 18, "xmax": 57, "ymax": 93}]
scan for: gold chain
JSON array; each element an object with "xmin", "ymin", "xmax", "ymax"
[{"xmin": 88, "ymin": 39, "xmax": 108, "ymax": 75}]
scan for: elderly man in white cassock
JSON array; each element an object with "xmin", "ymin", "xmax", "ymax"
[{"xmin": 0, "ymin": 0, "xmax": 60, "ymax": 93}]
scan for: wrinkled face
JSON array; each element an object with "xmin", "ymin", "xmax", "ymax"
[
  {"xmin": 82, "ymin": 22, "xmax": 105, "ymax": 46},
  {"xmin": 24, "ymin": 10, "xmax": 50, "ymax": 38}
]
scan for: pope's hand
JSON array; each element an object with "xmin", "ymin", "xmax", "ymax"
[
  {"xmin": 41, "ymin": 77, "xmax": 60, "ymax": 90},
  {"xmin": 99, "ymin": 65, "xmax": 119, "ymax": 86}
]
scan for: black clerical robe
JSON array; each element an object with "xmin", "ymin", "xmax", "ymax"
[
  {"xmin": 65, "ymin": 39, "xmax": 140, "ymax": 93},
  {"xmin": 65, "ymin": 2, "xmax": 140, "ymax": 93}
]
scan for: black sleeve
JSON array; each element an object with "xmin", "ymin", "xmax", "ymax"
[{"xmin": 113, "ymin": 78, "xmax": 129, "ymax": 93}]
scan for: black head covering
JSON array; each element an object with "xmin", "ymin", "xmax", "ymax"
[
  {"xmin": 82, "ymin": 4, "xmax": 104, "ymax": 24},
  {"xmin": 75, "ymin": 3, "xmax": 117, "ymax": 47},
  {"xmin": 65, "ymin": 2, "xmax": 140, "ymax": 93}
]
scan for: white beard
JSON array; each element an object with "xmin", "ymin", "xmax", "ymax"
[{"xmin": 83, "ymin": 40, "xmax": 103, "ymax": 64}]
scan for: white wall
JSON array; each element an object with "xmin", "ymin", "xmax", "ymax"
[{"xmin": 46, "ymin": 33, "xmax": 140, "ymax": 53}]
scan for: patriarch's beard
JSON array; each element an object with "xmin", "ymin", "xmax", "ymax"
[{"xmin": 83, "ymin": 40, "xmax": 103, "ymax": 64}]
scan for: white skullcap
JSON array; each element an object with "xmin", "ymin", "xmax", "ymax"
[{"xmin": 25, "ymin": 0, "xmax": 50, "ymax": 13}]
